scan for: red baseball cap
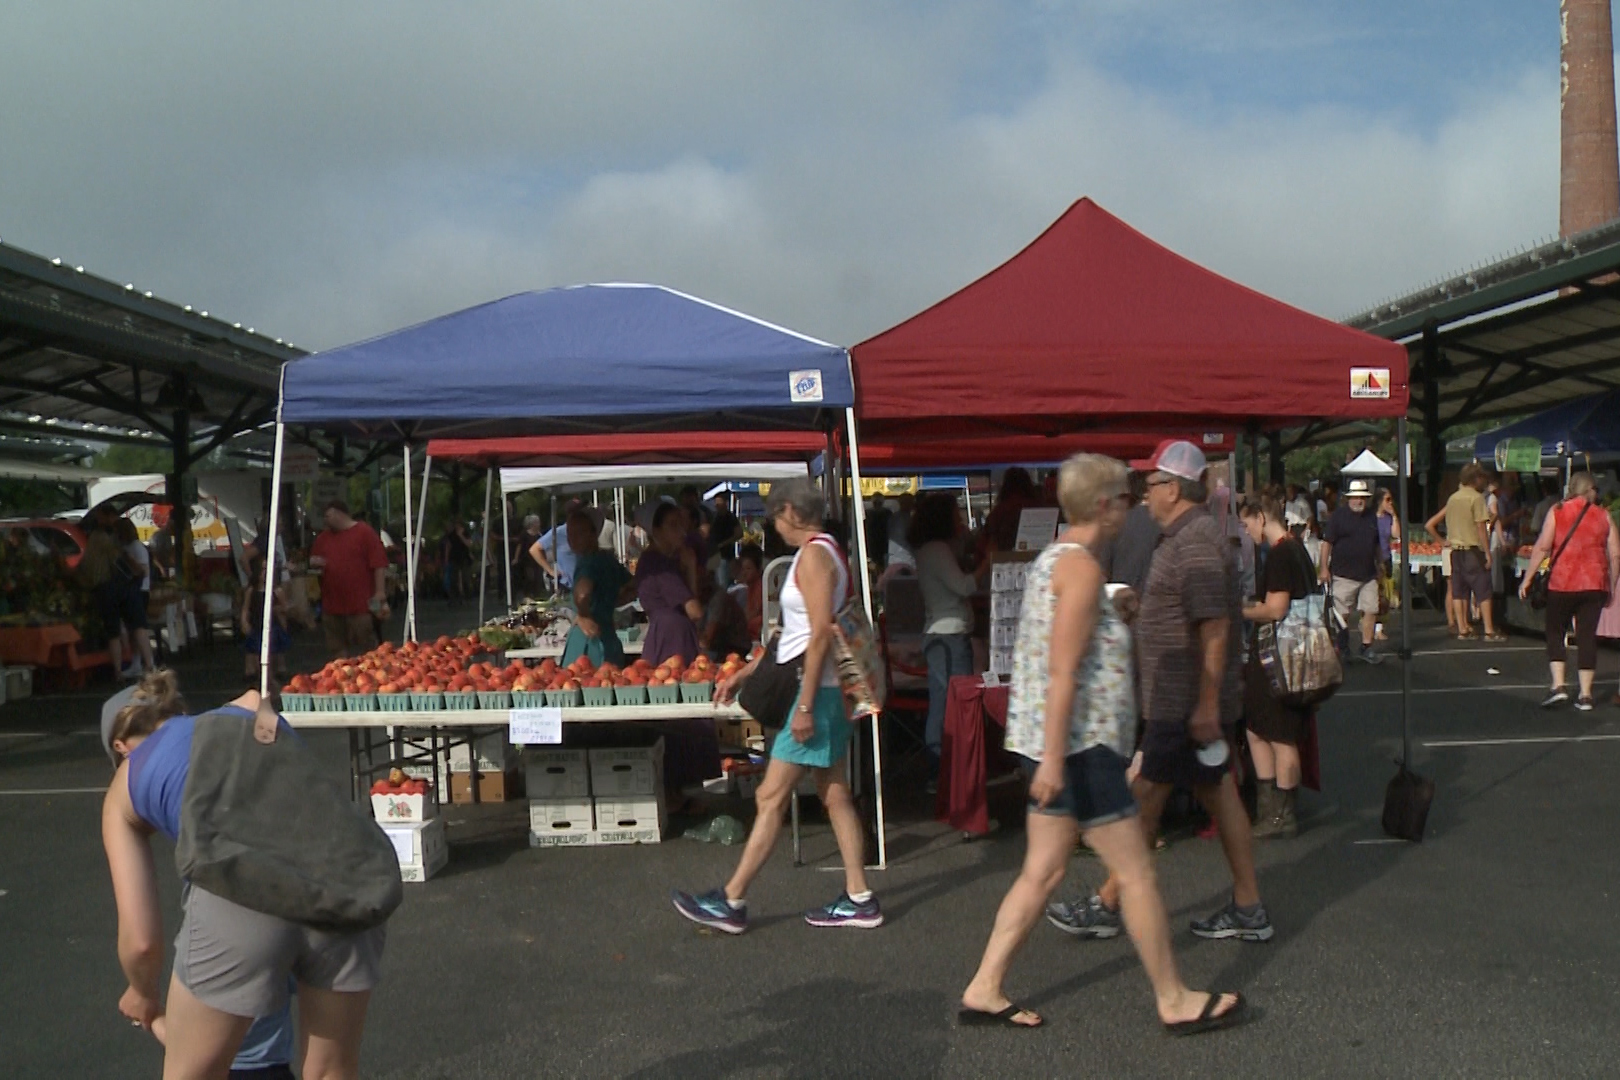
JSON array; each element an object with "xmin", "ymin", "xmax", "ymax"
[{"xmin": 1129, "ymin": 439, "xmax": 1207, "ymax": 481}]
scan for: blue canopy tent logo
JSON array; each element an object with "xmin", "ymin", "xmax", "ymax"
[{"xmin": 789, "ymin": 369, "xmax": 824, "ymax": 403}]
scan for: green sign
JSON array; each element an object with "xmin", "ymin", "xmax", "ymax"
[{"xmin": 1494, "ymin": 437, "xmax": 1542, "ymax": 474}]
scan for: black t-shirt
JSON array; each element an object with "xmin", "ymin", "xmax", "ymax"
[
  {"xmin": 1257, "ymin": 537, "xmax": 1315, "ymax": 604},
  {"xmin": 1323, "ymin": 504, "xmax": 1380, "ymax": 582}
]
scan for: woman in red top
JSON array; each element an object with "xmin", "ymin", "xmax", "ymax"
[{"xmin": 1519, "ymin": 472, "xmax": 1620, "ymax": 711}]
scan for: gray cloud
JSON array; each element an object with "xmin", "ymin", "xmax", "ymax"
[{"xmin": 0, "ymin": 2, "xmax": 1564, "ymax": 354}]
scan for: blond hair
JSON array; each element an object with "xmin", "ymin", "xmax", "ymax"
[
  {"xmin": 110, "ymin": 669, "xmax": 186, "ymax": 763},
  {"xmin": 1568, "ymin": 471, "xmax": 1596, "ymax": 500},
  {"xmin": 1057, "ymin": 454, "xmax": 1128, "ymax": 523}
]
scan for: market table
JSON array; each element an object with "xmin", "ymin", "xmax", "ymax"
[
  {"xmin": 287, "ymin": 702, "xmax": 746, "ymax": 804},
  {"xmin": 935, "ymin": 676, "xmax": 1012, "ymax": 836},
  {"xmin": 506, "ymin": 640, "xmax": 644, "ymax": 660}
]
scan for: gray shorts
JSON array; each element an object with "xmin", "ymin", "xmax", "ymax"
[{"xmin": 174, "ymin": 885, "xmax": 386, "ymax": 1018}]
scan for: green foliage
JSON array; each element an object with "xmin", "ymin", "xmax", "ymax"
[{"xmin": 92, "ymin": 444, "xmax": 174, "ymax": 474}]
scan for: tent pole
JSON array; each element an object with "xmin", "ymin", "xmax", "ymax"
[
  {"xmin": 549, "ymin": 495, "xmax": 558, "ymax": 594},
  {"xmin": 845, "ymin": 407, "xmax": 885, "ymax": 871},
  {"xmin": 410, "ymin": 453, "xmax": 433, "ymax": 642},
  {"xmin": 502, "ymin": 486, "xmax": 513, "ymax": 611},
  {"xmin": 477, "ymin": 465, "xmax": 493, "ymax": 627},
  {"xmin": 402, "ymin": 444, "xmax": 415, "ymax": 646},
  {"xmin": 257, "ymin": 417, "xmax": 287, "ymax": 700},
  {"xmin": 1397, "ymin": 418, "xmax": 1412, "ymax": 768}
]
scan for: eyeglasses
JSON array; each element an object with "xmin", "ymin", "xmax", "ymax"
[{"xmin": 1145, "ymin": 477, "xmax": 1176, "ymax": 489}]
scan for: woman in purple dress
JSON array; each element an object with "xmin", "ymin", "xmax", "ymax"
[{"xmin": 636, "ymin": 503, "xmax": 704, "ymax": 667}]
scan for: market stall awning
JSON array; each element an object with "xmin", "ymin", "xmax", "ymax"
[
  {"xmin": 1471, "ymin": 387, "xmax": 1620, "ymax": 460},
  {"xmin": 852, "ymin": 430, "xmax": 1236, "ymax": 474},
  {"xmin": 281, "ymin": 285, "xmax": 853, "ymax": 439},
  {"xmin": 499, "ymin": 462, "xmax": 811, "ymax": 495},
  {"xmin": 852, "ymin": 198, "xmax": 1409, "ymax": 439},
  {"xmin": 0, "ymin": 458, "xmax": 110, "ymax": 483},
  {"xmin": 428, "ymin": 431, "xmax": 826, "ymax": 467}
]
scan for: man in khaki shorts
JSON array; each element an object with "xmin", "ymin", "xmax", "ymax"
[
  {"xmin": 1319, "ymin": 478, "xmax": 1384, "ymax": 664},
  {"xmin": 1425, "ymin": 464, "xmax": 1503, "ymax": 641},
  {"xmin": 309, "ymin": 501, "xmax": 390, "ymax": 657}
]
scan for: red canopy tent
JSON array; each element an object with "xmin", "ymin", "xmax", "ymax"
[{"xmin": 852, "ymin": 197, "xmax": 1409, "ymax": 440}]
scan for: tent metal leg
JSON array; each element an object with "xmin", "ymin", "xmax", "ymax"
[
  {"xmin": 844, "ymin": 407, "xmax": 885, "ymax": 870},
  {"xmin": 477, "ymin": 465, "xmax": 493, "ymax": 626},
  {"xmin": 257, "ymin": 417, "xmax": 287, "ymax": 699},
  {"xmin": 1397, "ymin": 418, "xmax": 1412, "ymax": 766},
  {"xmin": 403, "ymin": 445, "xmax": 416, "ymax": 645},
  {"xmin": 502, "ymin": 490, "xmax": 513, "ymax": 610},
  {"xmin": 409, "ymin": 454, "xmax": 433, "ymax": 642}
]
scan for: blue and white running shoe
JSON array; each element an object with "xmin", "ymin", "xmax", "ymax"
[
  {"xmin": 671, "ymin": 889, "xmax": 748, "ymax": 934},
  {"xmin": 803, "ymin": 892, "xmax": 884, "ymax": 929}
]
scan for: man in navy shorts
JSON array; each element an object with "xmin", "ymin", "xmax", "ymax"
[{"xmin": 1049, "ymin": 441, "xmax": 1273, "ymax": 943}]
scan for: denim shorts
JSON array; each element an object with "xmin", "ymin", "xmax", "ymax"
[{"xmin": 1017, "ymin": 746, "xmax": 1137, "ymax": 829}]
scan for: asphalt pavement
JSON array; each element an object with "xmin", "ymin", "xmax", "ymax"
[{"xmin": 3, "ymin": 601, "xmax": 1617, "ymax": 1078}]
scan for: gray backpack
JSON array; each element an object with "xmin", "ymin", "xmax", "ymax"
[{"xmin": 176, "ymin": 708, "xmax": 402, "ymax": 931}]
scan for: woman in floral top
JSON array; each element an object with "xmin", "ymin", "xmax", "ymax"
[{"xmin": 960, "ymin": 454, "xmax": 1245, "ymax": 1035}]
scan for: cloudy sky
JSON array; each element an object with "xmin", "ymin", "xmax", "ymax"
[{"xmin": 0, "ymin": 1, "xmax": 1573, "ymax": 353}]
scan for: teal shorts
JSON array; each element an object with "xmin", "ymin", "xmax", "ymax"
[{"xmin": 769, "ymin": 686, "xmax": 852, "ymax": 770}]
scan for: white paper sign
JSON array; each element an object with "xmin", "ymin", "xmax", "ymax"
[
  {"xmin": 509, "ymin": 708, "xmax": 563, "ymax": 746},
  {"xmin": 1013, "ymin": 507, "xmax": 1061, "ymax": 552}
]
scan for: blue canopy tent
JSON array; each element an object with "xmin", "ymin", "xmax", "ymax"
[
  {"xmin": 1472, "ymin": 388, "xmax": 1620, "ymax": 462},
  {"xmin": 256, "ymin": 283, "xmax": 889, "ymax": 857}
]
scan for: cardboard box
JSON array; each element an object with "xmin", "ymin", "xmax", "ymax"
[
  {"xmin": 382, "ymin": 818, "xmax": 448, "ymax": 883},
  {"xmin": 449, "ymin": 768, "xmax": 524, "ymax": 804},
  {"xmin": 591, "ymin": 795, "xmax": 665, "ymax": 845},
  {"xmin": 524, "ymin": 748, "xmax": 591, "ymax": 800},
  {"xmin": 449, "ymin": 731, "xmax": 517, "ymax": 773},
  {"xmin": 588, "ymin": 741, "xmax": 665, "ymax": 799},
  {"xmin": 4, "ymin": 665, "xmax": 32, "ymax": 701},
  {"xmin": 370, "ymin": 791, "xmax": 436, "ymax": 824},
  {"xmin": 528, "ymin": 798, "xmax": 595, "ymax": 847},
  {"xmin": 715, "ymin": 719, "xmax": 765, "ymax": 752}
]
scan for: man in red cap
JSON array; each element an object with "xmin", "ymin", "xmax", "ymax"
[{"xmin": 1047, "ymin": 439, "xmax": 1272, "ymax": 944}]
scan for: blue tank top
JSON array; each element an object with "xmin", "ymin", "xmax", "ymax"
[{"xmin": 127, "ymin": 713, "xmax": 194, "ymax": 842}]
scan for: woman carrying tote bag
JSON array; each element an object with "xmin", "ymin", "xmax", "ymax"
[
  {"xmin": 672, "ymin": 478, "xmax": 882, "ymax": 934},
  {"xmin": 102, "ymin": 672, "xmax": 395, "ymax": 1079}
]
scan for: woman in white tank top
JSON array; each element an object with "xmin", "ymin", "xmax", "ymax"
[{"xmin": 672, "ymin": 478, "xmax": 882, "ymax": 934}]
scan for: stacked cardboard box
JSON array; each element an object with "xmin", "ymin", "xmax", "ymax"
[
  {"xmin": 380, "ymin": 818, "xmax": 448, "ymax": 882},
  {"xmin": 526, "ymin": 738, "xmax": 666, "ymax": 847}
]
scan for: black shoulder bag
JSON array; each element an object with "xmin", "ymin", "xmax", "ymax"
[
  {"xmin": 1525, "ymin": 501, "xmax": 1591, "ymax": 611},
  {"xmin": 736, "ymin": 633, "xmax": 804, "ymax": 736}
]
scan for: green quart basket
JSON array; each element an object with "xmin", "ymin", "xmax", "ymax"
[
  {"xmin": 477, "ymin": 690, "xmax": 513, "ymax": 710},
  {"xmin": 648, "ymin": 684, "xmax": 682, "ymax": 706},
  {"xmin": 344, "ymin": 693, "xmax": 378, "ymax": 712},
  {"xmin": 311, "ymin": 694, "xmax": 347, "ymax": 712},
  {"xmin": 376, "ymin": 693, "xmax": 413, "ymax": 712},
  {"xmin": 581, "ymin": 686, "xmax": 616, "ymax": 707},
  {"xmin": 613, "ymin": 684, "xmax": 649, "ymax": 707},
  {"xmin": 279, "ymin": 693, "xmax": 312, "ymax": 712},
  {"xmin": 442, "ymin": 691, "xmax": 477, "ymax": 711},
  {"xmin": 512, "ymin": 690, "xmax": 546, "ymax": 709},
  {"xmin": 679, "ymin": 681, "xmax": 714, "ymax": 704},
  {"xmin": 544, "ymin": 688, "xmax": 583, "ymax": 708},
  {"xmin": 409, "ymin": 692, "xmax": 444, "ymax": 711}
]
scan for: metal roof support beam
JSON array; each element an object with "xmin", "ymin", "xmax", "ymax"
[
  {"xmin": 1441, "ymin": 320, "xmax": 1620, "ymax": 379},
  {"xmin": 1421, "ymin": 327, "xmax": 1445, "ymax": 516}
]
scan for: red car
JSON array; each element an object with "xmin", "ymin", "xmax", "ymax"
[{"xmin": 0, "ymin": 519, "xmax": 90, "ymax": 570}]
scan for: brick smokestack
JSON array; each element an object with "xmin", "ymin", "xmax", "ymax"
[{"xmin": 1561, "ymin": 0, "xmax": 1620, "ymax": 236}]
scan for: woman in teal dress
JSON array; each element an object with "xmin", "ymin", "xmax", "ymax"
[{"xmin": 559, "ymin": 512, "xmax": 634, "ymax": 668}]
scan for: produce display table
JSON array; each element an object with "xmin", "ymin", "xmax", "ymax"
[
  {"xmin": 287, "ymin": 702, "xmax": 746, "ymax": 804},
  {"xmin": 507, "ymin": 640, "xmax": 644, "ymax": 660},
  {"xmin": 936, "ymin": 676, "xmax": 1012, "ymax": 836}
]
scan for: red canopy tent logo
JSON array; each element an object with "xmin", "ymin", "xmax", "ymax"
[{"xmin": 1350, "ymin": 367, "xmax": 1391, "ymax": 399}]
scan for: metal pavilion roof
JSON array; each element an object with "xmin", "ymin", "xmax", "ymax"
[
  {"xmin": 0, "ymin": 238, "xmax": 304, "ymax": 454},
  {"xmin": 1341, "ymin": 215, "xmax": 1620, "ymax": 434}
]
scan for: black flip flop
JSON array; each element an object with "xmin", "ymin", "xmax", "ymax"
[
  {"xmin": 958, "ymin": 1003, "xmax": 1042, "ymax": 1028},
  {"xmin": 1164, "ymin": 992, "xmax": 1246, "ymax": 1037}
]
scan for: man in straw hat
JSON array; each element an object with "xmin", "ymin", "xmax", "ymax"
[{"xmin": 1320, "ymin": 477, "xmax": 1385, "ymax": 664}]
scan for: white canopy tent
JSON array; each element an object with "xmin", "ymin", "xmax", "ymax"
[
  {"xmin": 1341, "ymin": 449, "xmax": 1397, "ymax": 477},
  {"xmin": 500, "ymin": 461, "xmax": 810, "ymax": 495}
]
